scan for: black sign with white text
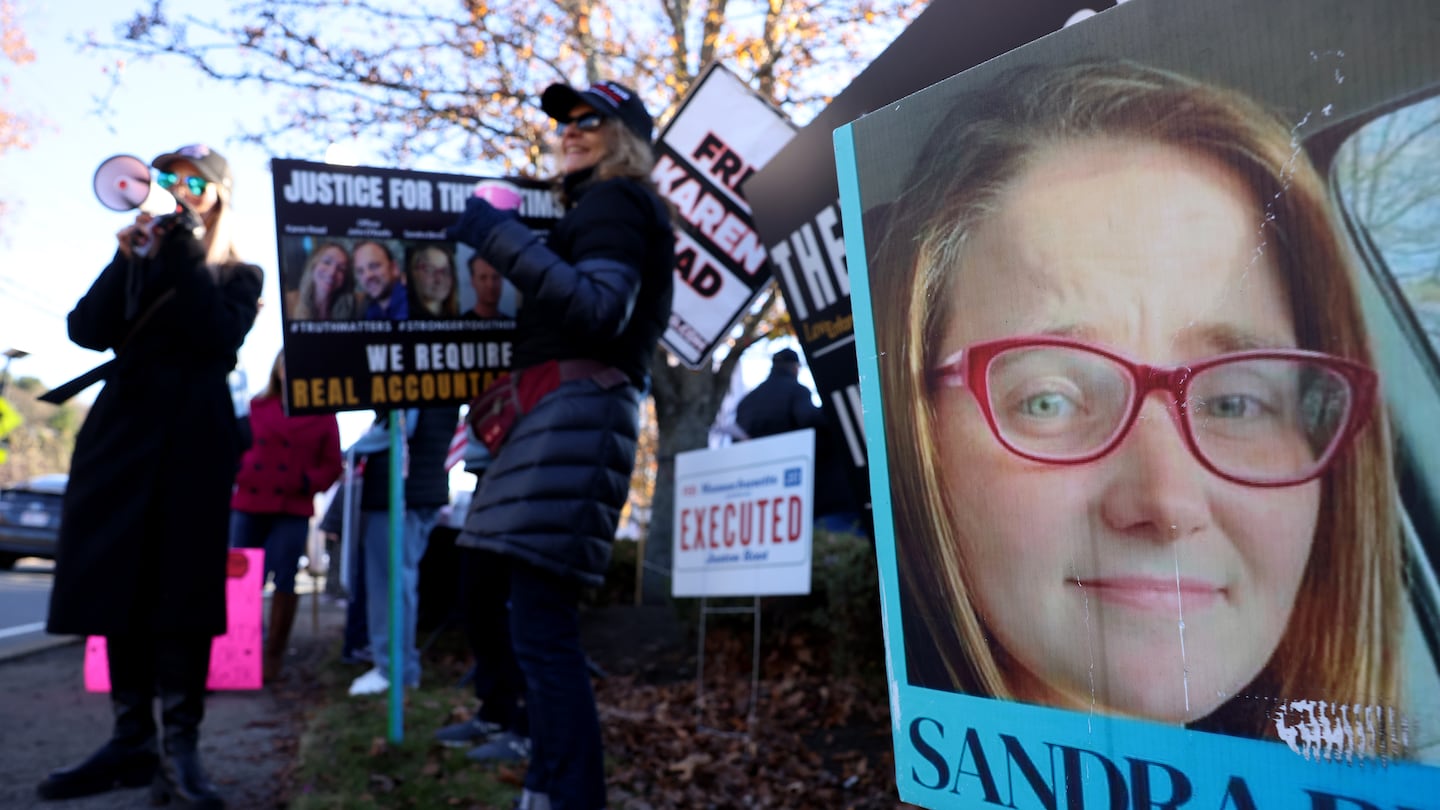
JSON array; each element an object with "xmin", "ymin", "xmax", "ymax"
[{"xmin": 271, "ymin": 159, "xmax": 561, "ymax": 415}]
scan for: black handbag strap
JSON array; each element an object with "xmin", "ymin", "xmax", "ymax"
[{"xmin": 39, "ymin": 288, "xmax": 178, "ymax": 405}]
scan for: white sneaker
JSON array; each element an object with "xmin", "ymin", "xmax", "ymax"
[{"xmin": 348, "ymin": 668, "xmax": 390, "ymax": 696}]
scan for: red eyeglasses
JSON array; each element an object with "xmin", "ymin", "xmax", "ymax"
[{"xmin": 930, "ymin": 335, "xmax": 1377, "ymax": 488}]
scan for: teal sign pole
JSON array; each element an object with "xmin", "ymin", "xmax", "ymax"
[{"xmin": 387, "ymin": 411, "xmax": 406, "ymax": 742}]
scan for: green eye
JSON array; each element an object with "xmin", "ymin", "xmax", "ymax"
[{"xmin": 1018, "ymin": 392, "xmax": 1076, "ymax": 418}]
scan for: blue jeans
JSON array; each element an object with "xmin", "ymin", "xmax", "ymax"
[
  {"xmin": 360, "ymin": 507, "xmax": 439, "ymax": 687},
  {"xmin": 229, "ymin": 511, "xmax": 310, "ymax": 593},
  {"xmin": 508, "ymin": 561, "xmax": 604, "ymax": 809},
  {"xmin": 342, "ymin": 529, "xmax": 368, "ymax": 660}
]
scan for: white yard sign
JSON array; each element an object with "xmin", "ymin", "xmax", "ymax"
[{"xmin": 671, "ymin": 429, "xmax": 815, "ymax": 597}]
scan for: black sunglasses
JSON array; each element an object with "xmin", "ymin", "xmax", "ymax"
[{"xmin": 559, "ymin": 112, "xmax": 607, "ymax": 135}]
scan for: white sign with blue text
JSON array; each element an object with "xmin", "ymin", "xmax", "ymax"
[{"xmin": 671, "ymin": 429, "xmax": 815, "ymax": 597}]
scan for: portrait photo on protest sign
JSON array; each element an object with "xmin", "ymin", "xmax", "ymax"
[
  {"xmin": 272, "ymin": 159, "xmax": 558, "ymax": 414},
  {"xmin": 744, "ymin": 0, "xmax": 1123, "ymax": 524},
  {"xmin": 837, "ymin": 0, "xmax": 1440, "ymax": 806}
]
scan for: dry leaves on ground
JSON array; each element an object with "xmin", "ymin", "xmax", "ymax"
[{"xmin": 595, "ymin": 631, "xmax": 908, "ymax": 810}]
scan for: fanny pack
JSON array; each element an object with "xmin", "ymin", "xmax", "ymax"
[{"xmin": 468, "ymin": 359, "xmax": 630, "ymax": 454}]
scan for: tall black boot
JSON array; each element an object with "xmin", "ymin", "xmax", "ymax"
[
  {"xmin": 36, "ymin": 635, "xmax": 159, "ymax": 800},
  {"xmin": 263, "ymin": 592, "xmax": 300, "ymax": 682},
  {"xmin": 151, "ymin": 633, "xmax": 224, "ymax": 809}
]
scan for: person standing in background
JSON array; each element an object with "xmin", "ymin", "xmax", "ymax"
[
  {"xmin": 735, "ymin": 348, "xmax": 863, "ymax": 535},
  {"xmin": 229, "ymin": 350, "xmax": 342, "ymax": 682},
  {"xmin": 39, "ymin": 143, "xmax": 261, "ymax": 809},
  {"xmin": 432, "ymin": 440, "xmax": 531, "ymax": 762},
  {"xmin": 345, "ymin": 404, "xmax": 459, "ymax": 696},
  {"xmin": 734, "ymin": 349, "xmax": 826, "ymax": 440}
]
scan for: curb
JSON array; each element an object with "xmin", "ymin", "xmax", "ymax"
[{"xmin": 0, "ymin": 632, "xmax": 79, "ymax": 663}]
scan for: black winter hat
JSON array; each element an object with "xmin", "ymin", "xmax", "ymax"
[{"xmin": 541, "ymin": 80, "xmax": 654, "ymax": 143}]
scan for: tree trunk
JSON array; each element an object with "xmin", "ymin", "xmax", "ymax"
[{"xmin": 642, "ymin": 354, "xmax": 730, "ymax": 603}]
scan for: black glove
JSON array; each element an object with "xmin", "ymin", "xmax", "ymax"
[{"xmin": 446, "ymin": 196, "xmax": 518, "ymax": 248}]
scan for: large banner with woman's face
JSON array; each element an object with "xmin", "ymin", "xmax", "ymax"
[{"xmin": 836, "ymin": 0, "xmax": 1440, "ymax": 805}]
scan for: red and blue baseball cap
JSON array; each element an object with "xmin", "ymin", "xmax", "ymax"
[{"xmin": 541, "ymin": 80, "xmax": 654, "ymax": 143}]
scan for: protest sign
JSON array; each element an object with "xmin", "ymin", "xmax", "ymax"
[
  {"xmin": 745, "ymin": 0, "xmax": 1122, "ymax": 510},
  {"xmin": 271, "ymin": 159, "xmax": 560, "ymax": 414},
  {"xmin": 652, "ymin": 63, "xmax": 796, "ymax": 368},
  {"xmin": 672, "ymin": 429, "xmax": 814, "ymax": 597},
  {"xmin": 837, "ymin": 0, "xmax": 1440, "ymax": 804}
]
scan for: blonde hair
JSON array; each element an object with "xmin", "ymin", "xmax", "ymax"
[
  {"xmin": 196, "ymin": 179, "xmax": 252, "ymax": 285},
  {"xmin": 870, "ymin": 60, "xmax": 1401, "ymax": 741},
  {"xmin": 294, "ymin": 242, "xmax": 355, "ymax": 320}
]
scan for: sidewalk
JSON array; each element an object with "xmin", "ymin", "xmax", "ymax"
[{"xmin": 0, "ymin": 591, "xmax": 346, "ymax": 809}]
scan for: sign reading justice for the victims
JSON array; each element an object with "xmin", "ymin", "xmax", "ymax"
[{"xmin": 270, "ymin": 159, "xmax": 560, "ymax": 415}]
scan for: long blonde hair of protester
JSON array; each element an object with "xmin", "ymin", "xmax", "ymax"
[
  {"xmin": 869, "ymin": 60, "xmax": 1400, "ymax": 744},
  {"xmin": 199, "ymin": 180, "xmax": 244, "ymax": 278}
]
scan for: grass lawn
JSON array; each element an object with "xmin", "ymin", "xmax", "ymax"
[{"xmin": 287, "ymin": 646, "xmax": 522, "ymax": 810}]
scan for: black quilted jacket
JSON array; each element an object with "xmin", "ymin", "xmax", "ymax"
[{"xmin": 455, "ymin": 169, "xmax": 674, "ymax": 585}]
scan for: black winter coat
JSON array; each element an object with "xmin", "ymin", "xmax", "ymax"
[
  {"xmin": 456, "ymin": 169, "xmax": 674, "ymax": 586},
  {"xmin": 735, "ymin": 371, "xmax": 827, "ymax": 440},
  {"xmin": 47, "ymin": 233, "xmax": 261, "ymax": 637},
  {"xmin": 358, "ymin": 406, "xmax": 461, "ymax": 511}
]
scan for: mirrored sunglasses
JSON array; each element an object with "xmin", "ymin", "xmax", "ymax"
[{"xmin": 157, "ymin": 171, "xmax": 210, "ymax": 196}]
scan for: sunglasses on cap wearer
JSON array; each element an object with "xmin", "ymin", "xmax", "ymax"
[
  {"xmin": 558, "ymin": 112, "xmax": 607, "ymax": 135},
  {"xmin": 156, "ymin": 171, "xmax": 210, "ymax": 197}
]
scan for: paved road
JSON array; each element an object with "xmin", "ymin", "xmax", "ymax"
[
  {"xmin": 0, "ymin": 589, "xmax": 346, "ymax": 809},
  {"xmin": 0, "ymin": 558, "xmax": 71, "ymax": 660}
]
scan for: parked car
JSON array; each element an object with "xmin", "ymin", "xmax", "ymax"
[{"xmin": 0, "ymin": 473, "xmax": 65, "ymax": 569}]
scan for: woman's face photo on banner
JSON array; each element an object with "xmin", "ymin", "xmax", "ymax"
[
  {"xmin": 865, "ymin": 58, "xmax": 1411, "ymax": 748},
  {"xmin": 406, "ymin": 244, "xmax": 459, "ymax": 318},
  {"xmin": 287, "ymin": 239, "xmax": 359, "ymax": 321}
]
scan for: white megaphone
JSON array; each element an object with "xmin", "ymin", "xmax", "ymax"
[{"xmin": 92, "ymin": 154, "xmax": 179, "ymax": 216}]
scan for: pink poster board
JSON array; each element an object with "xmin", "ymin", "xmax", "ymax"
[{"xmin": 84, "ymin": 548, "xmax": 265, "ymax": 691}]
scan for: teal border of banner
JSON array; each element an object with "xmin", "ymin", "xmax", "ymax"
[{"xmin": 833, "ymin": 119, "xmax": 1440, "ymax": 808}]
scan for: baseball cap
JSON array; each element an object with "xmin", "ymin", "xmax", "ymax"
[
  {"xmin": 151, "ymin": 143, "xmax": 233, "ymax": 190},
  {"xmin": 541, "ymin": 80, "xmax": 654, "ymax": 143}
]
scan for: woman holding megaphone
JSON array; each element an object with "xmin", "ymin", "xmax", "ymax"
[{"xmin": 38, "ymin": 144, "xmax": 261, "ymax": 809}]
